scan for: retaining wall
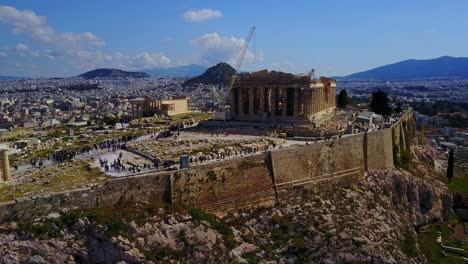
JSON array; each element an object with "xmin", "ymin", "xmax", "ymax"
[
  {"xmin": 270, "ymin": 134, "xmax": 365, "ymax": 198},
  {"xmin": 0, "ymin": 172, "xmax": 171, "ymax": 222},
  {"xmin": 170, "ymin": 154, "xmax": 276, "ymax": 214},
  {"xmin": 0, "ymin": 111, "xmax": 417, "ymax": 221}
]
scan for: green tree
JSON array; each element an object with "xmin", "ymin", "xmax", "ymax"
[
  {"xmin": 395, "ymin": 102, "xmax": 403, "ymax": 113},
  {"xmin": 447, "ymin": 149, "xmax": 454, "ymax": 183},
  {"xmin": 369, "ymin": 90, "xmax": 392, "ymax": 115},
  {"xmin": 103, "ymin": 115, "xmax": 119, "ymax": 126},
  {"xmin": 142, "ymin": 109, "xmax": 157, "ymax": 118},
  {"xmin": 337, "ymin": 90, "xmax": 349, "ymax": 108}
]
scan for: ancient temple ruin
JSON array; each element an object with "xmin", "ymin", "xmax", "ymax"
[
  {"xmin": 229, "ymin": 70, "xmax": 336, "ymax": 124},
  {"xmin": 131, "ymin": 96, "xmax": 190, "ymax": 118}
]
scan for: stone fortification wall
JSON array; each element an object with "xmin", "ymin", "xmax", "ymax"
[
  {"xmin": 0, "ymin": 172, "xmax": 171, "ymax": 222},
  {"xmin": 366, "ymin": 128, "xmax": 394, "ymax": 170},
  {"xmin": 270, "ymin": 134, "xmax": 365, "ymax": 197},
  {"xmin": 0, "ymin": 111, "xmax": 417, "ymax": 221},
  {"xmin": 97, "ymin": 172, "xmax": 171, "ymax": 207},
  {"xmin": 392, "ymin": 111, "xmax": 417, "ymax": 152},
  {"xmin": 0, "ymin": 188, "xmax": 97, "ymax": 222},
  {"xmin": 170, "ymin": 154, "xmax": 276, "ymax": 214}
]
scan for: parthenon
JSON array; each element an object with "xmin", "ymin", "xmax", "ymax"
[{"xmin": 229, "ymin": 70, "xmax": 336, "ymax": 124}]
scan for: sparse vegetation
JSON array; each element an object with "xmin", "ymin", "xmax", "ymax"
[
  {"xmin": 207, "ymin": 170, "xmax": 217, "ymax": 181},
  {"xmin": 394, "ymin": 145, "xmax": 413, "ymax": 171},
  {"xmin": 189, "ymin": 208, "xmax": 237, "ymax": 249},
  {"xmin": 105, "ymin": 216, "xmax": 127, "ymax": 236},
  {"xmin": 417, "ymin": 215, "xmax": 467, "ymax": 263},
  {"xmin": 0, "ymin": 161, "xmax": 109, "ymax": 202},
  {"xmin": 144, "ymin": 247, "xmax": 183, "ymax": 261},
  {"xmin": 402, "ymin": 231, "xmax": 417, "ymax": 257},
  {"xmin": 17, "ymin": 221, "xmax": 62, "ymax": 238}
]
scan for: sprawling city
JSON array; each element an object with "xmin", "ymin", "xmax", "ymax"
[{"xmin": 0, "ymin": 1, "xmax": 467, "ymax": 263}]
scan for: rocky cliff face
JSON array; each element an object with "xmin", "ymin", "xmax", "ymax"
[
  {"xmin": 182, "ymin": 63, "xmax": 235, "ymax": 87},
  {"xmin": 0, "ymin": 137, "xmax": 452, "ymax": 263}
]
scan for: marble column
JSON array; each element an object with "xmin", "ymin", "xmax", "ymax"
[
  {"xmin": 238, "ymin": 87, "xmax": 244, "ymax": 115},
  {"xmin": 294, "ymin": 88, "xmax": 300, "ymax": 117},
  {"xmin": 310, "ymin": 89, "xmax": 314, "ymax": 115},
  {"xmin": 2, "ymin": 149, "xmax": 10, "ymax": 182},
  {"xmin": 312, "ymin": 89, "xmax": 317, "ymax": 114},
  {"xmin": 229, "ymin": 88, "xmax": 235, "ymax": 112},
  {"xmin": 318, "ymin": 88, "xmax": 323, "ymax": 112},
  {"xmin": 259, "ymin": 87, "xmax": 265, "ymax": 114},
  {"xmin": 248, "ymin": 88, "xmax": 254, "ymax": 117},
  {"xmin": 271, "ymin": 88, "xmax": 276, "ymax": 120},
  {"xmin": 281, "ymin": 87, "xmax": 287, "ymax": 117}
]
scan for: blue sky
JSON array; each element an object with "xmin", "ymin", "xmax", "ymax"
[{"xmin": 0, "ymin": 0, "xmax": 467, "ymax": 77}]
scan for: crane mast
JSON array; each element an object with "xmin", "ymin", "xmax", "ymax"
[
  {"xmin": 228, "ymin": 26, "xmax": 256, "ymax": 90},
  {"xmin": 215, "ymin": 26, "xmax": 255, "ymax": 120}
]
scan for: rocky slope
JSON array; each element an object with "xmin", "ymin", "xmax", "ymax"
[
  {"xmin": 0, "ymin": 138, "xmax": 453, "ymax": 263},
  {"xmin": 182, "ymin": 63, "xmax": 235, "ymax": 87},
  {"xmin": 79, "ymin": 69, "xmax": 149, "ymax": 79}
]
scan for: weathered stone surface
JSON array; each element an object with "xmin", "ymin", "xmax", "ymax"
[
  {"xmin": 419, "ymin": 185, "xmax": 435, "ymax": 214},
  {"xmin": 441, "ymin": 193, "xmax": 453, "ymax": 221}
]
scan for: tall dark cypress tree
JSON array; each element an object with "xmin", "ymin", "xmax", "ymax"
[
  {"xmin": 369, "ymin": 90, "xmax": 392, "ymax": 115},
  {"xmin": 337, "ymin": 90, "xmax": 349, "ymax": 108},
  {"xmin": 447, "ymin": 149, "xmax": 454, "ymax": 183}
]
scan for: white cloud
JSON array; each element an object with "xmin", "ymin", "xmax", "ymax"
[
  {"xmin": 0, "ymin": 6, "xmax": 172, "ymax": 73},
  {"xmin": 71, "ymin": 51, "xmax": 171, "ymax": 71},
  {"xmin": 15, "ymin": 43, "xmax": 29, "ymax": 52},
  {"xmin": 0, "ymin": 6, "xmax": 104, "ymax": 51},
  {"xmin": 191, "ymin": 32, "xmax": 260, "ymax": 67},
  {"xmin": 0, "ymin": 51, "xmax": 7, "ymax": 58},
  {"xmin": 134, "ymin": 52, "xmax": 171, "ymax": 68},
  {"xmin": 183, "ymin": 8, "xmax": 222, "ymax": 22},
  {"xmin": 15, "ymin": 42, "xmax": 39, "ymax": 56}
]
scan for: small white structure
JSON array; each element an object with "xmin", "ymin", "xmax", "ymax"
[
  {"xmin": 357, "ymin": 111, "xmax": 375, "ymax": 125},
  {"xmin": 70, "ymin": 121, "xmax": 88, "ymax": 127},
  {"xmin": 115, "ymin": 123, "xmax": 129, "ymax": 130}
]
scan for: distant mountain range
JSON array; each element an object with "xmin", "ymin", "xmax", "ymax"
[
  {"xmin": 143, "ymin": 64, "xmax": 207, "ymax": 77},
  {"xmin": 0, "ymin": 76, "xmax": 24, "ymax": 80},
  {"xmin": 79, "ymin": 68, "xmax": 149, "ymax": 79},
  {"xmin": 4, "ymin": 56, "xmax": 468, "ymax": 81},
  {"xmin": 183, "ymin": 63, "xmax": 236, "ymax": 86},
  {"xmin": 341, "ymin": 56, "xmax": 468, "ymax": 80}
]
